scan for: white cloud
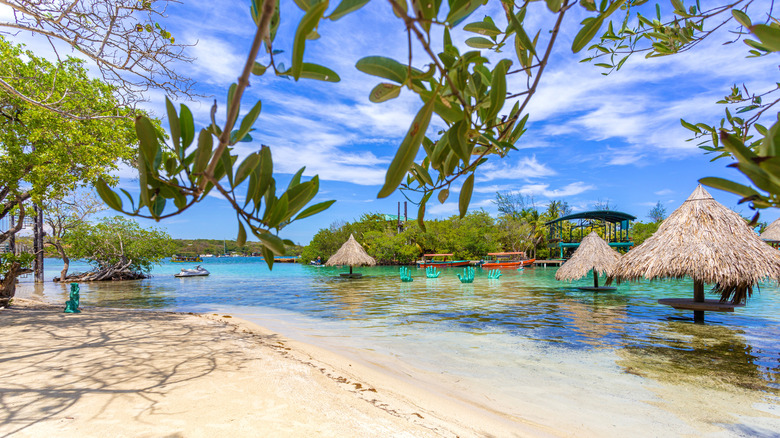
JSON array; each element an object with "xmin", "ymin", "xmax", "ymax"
[
  {"xmin": 478, "ymin": 155, "xmax": 556, "ymax": 182},
  {"xmin": 654, "ymin": 189, "xmax": 674, "ymax": 196},
  {"xmin": 517, "ymin": 182, "xmax": 595, "ymax": 198}
]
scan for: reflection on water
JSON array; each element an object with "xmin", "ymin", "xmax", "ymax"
[{"xmin": 16, "ymin": 258, "xmax": 780, "ymax": 400}]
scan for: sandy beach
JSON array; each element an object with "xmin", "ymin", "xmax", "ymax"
[{"xmin": 0, "ymin": 298, "xmax": 548, "ymax": 438}]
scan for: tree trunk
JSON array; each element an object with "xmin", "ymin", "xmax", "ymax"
[
  {"xmin": 0, "ymin": 262, "xmax": 21, "ymax": 307},
  {"xmin": 55, "ymin": 243, "xmax": 69, "ymax": 281}
]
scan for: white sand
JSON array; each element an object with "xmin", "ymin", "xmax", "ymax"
[{"xmin": 0, "ymin": 299, "xmax": 549, "ymax": 437}]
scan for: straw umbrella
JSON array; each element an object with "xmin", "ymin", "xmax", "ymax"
[
  {"xmin": 556, "ymin": 231, "xmax": 621, "ymax": 290},
  {"xmin": 325, "ymin": 234, "xmax": 376, "ymax": 278},
  {"xmin": 608, "ymin": 185, "xmax": 780, "ymax": 322},
  {"xmin": 760, "ymin": 218, "xmax": 780, "ymax": 247}
]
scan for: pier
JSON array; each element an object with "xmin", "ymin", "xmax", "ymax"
[{"xmin": 534, "ymin": 260, "xmax": 563, "ymax": 267}]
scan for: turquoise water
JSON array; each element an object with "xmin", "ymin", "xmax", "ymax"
[{"xmin": 16, "ymin": 257, "xmax": 780, "ymax": 434}]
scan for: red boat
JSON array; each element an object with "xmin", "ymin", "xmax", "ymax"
[
  {"xmin": 416, "ymin": 253, "xmax": 471, "ymax": 268},
  {"xmin": 481, "ymin": 252, "xmax": 535, "ymax": 269}
]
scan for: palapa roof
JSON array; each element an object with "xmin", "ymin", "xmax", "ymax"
[
  {"xmin": 760, "ymin": 218, "xmax": 780, "ymax": 243},
  {"xmin": 608, "ymin": 185, "xmax": 780, "ymax": 301},
  {"xmin": 555, "ymin": 231, "xmax": 622, "ymax": 281},
  {"xmin": 325, "ymin": 234, "xmax": 377, "ymax": 267}
]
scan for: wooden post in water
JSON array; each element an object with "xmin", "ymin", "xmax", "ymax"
[
  {"xmin": 693, "ymin": 279, "xmax": 705, "ymax": 323},
  {"xmin": 593, "ymin": 268, "xmax": 599, "ymax": 288}
]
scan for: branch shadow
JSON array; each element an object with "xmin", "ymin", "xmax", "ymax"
[{"xmin": 0, "ymin": 304, "xmax": 267, "ymax": 437}]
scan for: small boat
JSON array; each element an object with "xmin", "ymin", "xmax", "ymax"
[
  {"xmin": 481, "ymin": 252, "xmax": 536, "ymax": 269},
  {"xmin": 174, "ymin": 265, "xmax": 210, "ymax": 277},
  {"xmin": 416, "ymin": 253, "xmax": 470, "ymax": 268},
  {"xmin": 171, "ymin": 254, "xmax": 202, "ymax": 263}
]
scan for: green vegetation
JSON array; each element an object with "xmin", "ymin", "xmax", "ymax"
[
  {"xmin": 62, "ymin": 217, "xmax": 176, "ymax": 281},
  {"xmin": 0, "ymin": 36, "xmax": 141, "ymax": 298},
  {"xmin": 170, "ymin": 239, "xmax": 304, "ymax": 257}
]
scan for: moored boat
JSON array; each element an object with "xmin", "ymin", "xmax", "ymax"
[
  {"xmin": 174, "ymin": 265, "xmax": 210, "ymax": 277},
  {"xmin": 171, "ymin": 254, "xmax": 202, "ymax": 263},
  {"xmin": 416, "ymin": 253, "xmax": 470, "ymax": 268},
  {"xmin": 481, "ymin": 252, "xmax": 535, "ymax": 269}
]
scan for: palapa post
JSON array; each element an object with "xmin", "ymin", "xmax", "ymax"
[
  {"xmin": 608, "ymin": 185, "xmax": 780, "ymax": 322},
  {"xmin": 555, "ymin": 231, "xmax": 621, "ymax": 291},
  {"xmin": 324, "ymin": 234, "xmax": 376, "ymax": 278}
]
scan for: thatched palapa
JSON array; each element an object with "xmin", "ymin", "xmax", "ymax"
[
  {"xmin": 556, "ymin": 231, "xmax": 621, "ymax": 289},
  {"xmin": 608, "ymin": 185, "xmax": 780, "ymax": 305},
  {"xmin": 325, "ymin": 234, "xmax": 376, "ymax": 277},
  {"xmin": 760, "ymin": 218, "xmax": 780, "ymax": 244}
]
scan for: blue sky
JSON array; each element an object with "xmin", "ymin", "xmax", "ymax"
[{"xmin": 5, "ymin": 1, "xmax": 778, "ymax": 244}]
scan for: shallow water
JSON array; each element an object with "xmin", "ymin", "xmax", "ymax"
[{"xmin": 16, "ymin": 258, "xmax": 780, "ymax": 435}]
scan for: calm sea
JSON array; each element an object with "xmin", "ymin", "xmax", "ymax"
[{"xmin": 15, "ymin": 257, "xmax": 780, "ymax": 435}]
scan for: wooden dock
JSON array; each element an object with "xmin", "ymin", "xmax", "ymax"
[{"xmin": 533, "ymin": 259, "xmax": 564, "ymax": 267}]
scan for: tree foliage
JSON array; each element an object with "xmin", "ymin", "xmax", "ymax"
[
  {"xmin": 647, "ymin": 200, "xmax": 667, "ymax": 223},
  {"xmin": 63, "ymin": 216, "xmax": 175, "ymax": 280},
  {"xmin": 43, "ymin": 191, "xmax": 106, "ymax": 280},
  {"xmin": 0, "ymin": 0, "xmax": 194, "ymax": 118},
  {"xmin": 0, "ymin": 37, "xmax": 141, "ymax": 296}
]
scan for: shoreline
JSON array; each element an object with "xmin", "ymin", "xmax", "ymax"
[{"xmin": 0, "ymin": 298, "xmax": 550, "ymax": 437}]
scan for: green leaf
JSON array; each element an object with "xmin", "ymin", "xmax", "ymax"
[
  {"xmin": 572, "ymin": 17, "xmax": 605, "ymax": 53},
  {"xmin": 438, "ymin": 188, "xmax": 449, "ymax": 204},
  {"xmin": 297, "ymin": 62, "xmax": 340, "ymax": 82},
  {"xmin": 732, "ymin": 9, "xmax": 752, "ymax": 28},
  {"xmin": 237, "ymin": 221, "xmax": 247, "ymax": 247},
  {"xmin": 699, "ymin": 177, "xmax": 760, "ymax": 198},
  {"xmin": 236, "ymin": 100, "xmax": 262, "ymax": 144},
  {"xmin": 329, "ymin": 0, "xmax": 370, "ymax": 20},
  {"xmin": 448, "ymin": 120, "xmax": 469, "ymax": 161},
  {"xmin": 96, "ymin": 179, "xmax": 123, "ymax": 211},
  {"xmin": 378, "ymin": 95, "xmax": 436, "ymax": 198},
  {"xmin": 136, "ymin": 116, "xmax": 160, "ymax": 167},
  {"xmin": 251, "ymin": 62, "xmax": 267, "ymax": 76},
  {"xmin": 750, "ymin": 24, "xmax": 780, "ymax": 52},
  {"xmin": 760, "ymin": 119, "xmax": 780, "ymax": 157},
  {"xmin": 463, "ymin": 20, "xmax": 502, "ymax": 38},
  {"xmin": 257, "ymin": 230, "xmax": 286, "ymax": 255},
  {"xmin": 178, "ymin": 104, "xmax": 195, "ymax": 149},
  {"xmin": 261, "ymin": 245, "xmax": 275, "ymax": 270},
  {"xmin": 257, "ymin": 146, "xmax": 274, "ymax": 203},
  {"xmin": 680, "ymin": 118, "xmax": 701, "ymax": 134},
  {"xmin": 293, "ymin": 0, "xmax": 320, "ymax": 11},
  {"xmin": 165, "ymin": 97, "xmax": 181, "ymax": 155},
  {"xmin": 446, "ymin": 0, "xmax": 485, "ymax": 26},
  {"xmin": 458, "ymin": 173, "xmax": 474, "ymax": 218},
  {"xmin": 509, "ymin": 9, "xmax": 536, "ymax": 56},
  {"xmin": 486, "ymin": 60, "xmax": 509, "ymax": 123},
  {"xmin": 292, "ymin": 1, "xmax": 328, "ymax": 80},
  {"xmin": 235, "ymin": 152, "xmax": 260, "ymax": 186},
  {"xmin": 193, "ymin": 129, "xmax": 213, "ymax": 177},
  {"xmin": 295, "ymin": 199, "xmax": 336, "ymax": 220},
  {"xmin": 356, "ymin": 56, "xmax": 407, "ymax": 84},
  {"xmin": 369, "ymin": 83, "xmax": 402, "ymax": 102},
  {"xmin": 545, "ymin": 0, "xmax": 563, "ymax": 12},
  {"xmin": 465, "ymin": 37, "xmax": 494, "ymax": 49}
]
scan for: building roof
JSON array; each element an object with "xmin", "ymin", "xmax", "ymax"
[{"xmin": 546, "ymin": 210, "xmax": 637, "ymax": 225}]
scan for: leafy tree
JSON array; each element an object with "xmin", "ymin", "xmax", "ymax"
[
  {"xmin": 0, "ymin": 0, "xmax": 194, "ymax": 118},
  {"xmin": 43, "ymin": 191, "xmax": 106, "ymax": 280},
  {"xmin": 647, "ymin": 200, "xmax": 667, "ymax": 223},
  {"xmin": 0, "ymin": 37, "xmax": 140, "ymax": 300},
  {"xmin": 631, "ymin": 221, "xmax": 660, "ymax": 246},
  {"xmin": 63, "ymin": 216, "xmax": 176, "ymax": 281}
]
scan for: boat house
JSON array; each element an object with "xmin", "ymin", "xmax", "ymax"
[{"xmin": 545, "ymin": 210, "xmax": 636, "ymax": 259}]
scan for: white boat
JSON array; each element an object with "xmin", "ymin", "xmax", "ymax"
[{"xmin": 174, "ymin": 265, "xmax": 210, "ymax": 278}]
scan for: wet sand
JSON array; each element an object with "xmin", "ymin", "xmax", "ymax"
[{"xmin": 0, "ymin": 299, "xmax": 547, "ymax": 437}]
